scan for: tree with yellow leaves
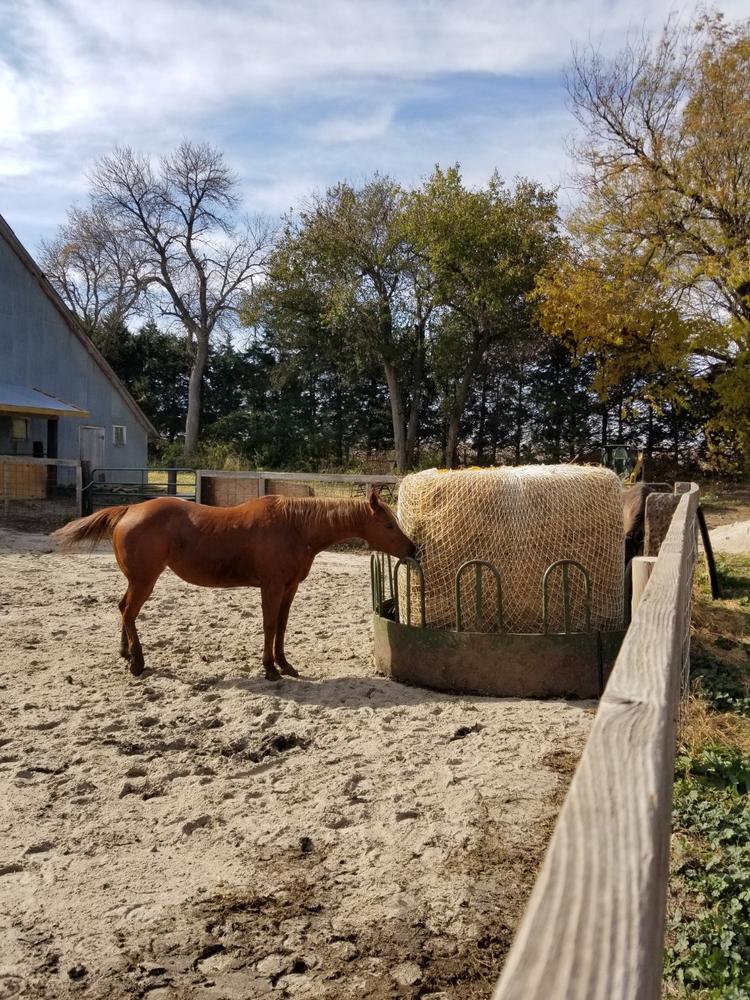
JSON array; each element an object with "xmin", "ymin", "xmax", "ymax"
[{"xmin": 536, "ymin": 11, "xmax": 750, "ymax": 469}]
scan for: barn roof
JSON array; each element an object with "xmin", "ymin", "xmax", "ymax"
[
  {"xmin": 0, "ymin": 213, "xmax": 159, "ymax": 439},
  {"xmin": 0, "ymin": 382, "xmax": 90, "ymax": 418}
]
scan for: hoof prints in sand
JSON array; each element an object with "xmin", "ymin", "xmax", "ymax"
[{"xmin": 0, "ymin": 532, "xmax": 594, "ymax": 998}]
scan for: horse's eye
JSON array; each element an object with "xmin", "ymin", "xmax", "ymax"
[{"xmin": 385, "ymin": 523, "xmax": 395, "ymax": 530}]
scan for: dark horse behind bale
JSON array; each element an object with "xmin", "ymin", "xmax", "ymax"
[
  {"xmin": 622, "ymin": 483, "xmax": 656, "ymax": 563},
  {"xmin": 52, "ymin": 492, "xmax": 415, "ymax": 681}
]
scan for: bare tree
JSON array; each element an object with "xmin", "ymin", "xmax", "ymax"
[
  {"xmin": 44, "ymin": 141, "xmax": 272, "ymax": 457},
  {"xmin": 39, "ymin": 203, "xmax": 146, "ymax": 333}
]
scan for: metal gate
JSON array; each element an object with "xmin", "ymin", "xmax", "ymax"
[{"xmin": 82, "ymin": 467, "xmax": 197, "ymax": 513}]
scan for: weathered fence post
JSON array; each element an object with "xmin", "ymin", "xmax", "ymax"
[
  {"xmin": 81, "ymin": 460, "xmax": 92, "ymax": 515},
  {"xmin": 631, "ymin": 556, "xmax": 658, "ymax": 618},
  {"xmin": 167, "ymin": 460, "xmax": 177, "ymax": 497},
  {"xmin": 75, "ymin": 463, "xmax": 83, "ymax": 517},
  {"xmin": 644, "ymin": 493, "xmax": 680, "ymax": 557}
]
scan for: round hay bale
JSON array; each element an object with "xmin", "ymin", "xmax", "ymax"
[{"xmin": 396, "ymin": 465, "xmax": 624, "ymax": 634}]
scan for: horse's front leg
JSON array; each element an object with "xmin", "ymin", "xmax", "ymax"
[
  {"xmin": 274, "ymin": 583, "xmax": 300, "ymax": 677},
  {"xmin": 260, "ymin": 583, "xmax": 284, "ymax": 681}
]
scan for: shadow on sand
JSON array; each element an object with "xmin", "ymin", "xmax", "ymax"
[{"xmin": 189, "ymin": 670, "xmax": 597, "ymax": 713}]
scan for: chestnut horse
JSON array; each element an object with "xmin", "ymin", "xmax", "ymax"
[{"xmin": 52, "ymin": 491, "xmax": 415, "ymax": 681}]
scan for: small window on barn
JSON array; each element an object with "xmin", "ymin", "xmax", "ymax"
[
  {"xmin": 11, "ymin": 418, "xmax": 29, "ymax": 440},
  {"xmin": 112, "ymin": 425, "xmax": 127, "ymax": 447}
]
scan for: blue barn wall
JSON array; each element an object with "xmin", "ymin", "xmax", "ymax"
[{"xmin": 0, "ymin": 230, "xmax": 149, "ymax": 468}]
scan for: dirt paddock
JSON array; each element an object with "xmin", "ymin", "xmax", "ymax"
[{"xmin": 0, "ymin": 529, "xmax": 594, "ymax": 999}]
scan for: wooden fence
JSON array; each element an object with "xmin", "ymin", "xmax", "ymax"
[
  {"xmin": 196, "ymin": 469, "xmax": 400, "ymax": 507},
  {"xmin": 492, "ymin": 483, "xmax": 699, "ymax": 999}
]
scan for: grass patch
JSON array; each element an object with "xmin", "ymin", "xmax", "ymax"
[
  {"xmin": 147, "ymin": 470, "xmax": 197, "ymax": 488},
  {"xmin": 665, "ymin": 746, "xmax": 750, "ymax": 996},
  {"xmin": 665, "ymin": 545, "xmax": 750, "ymax": 997},
  {"xmin": 689, "ymin": 552, "xmax": 749, "ymax": 723},
  {"xmin": 681, "ymin": 696, "xmax": 750, "ymax": 757},
  {"xmin": 715, "ymin": 554, "xmax": 750, "ymax": 604}
]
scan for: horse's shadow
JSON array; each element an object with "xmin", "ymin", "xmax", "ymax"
[
  {"xmin": 197, "ymin": 671, "xmax": 592, "ymax": 712},
  {"xmin": 216, "ymin": 672, "xmax": 446, "ymax": 710}
]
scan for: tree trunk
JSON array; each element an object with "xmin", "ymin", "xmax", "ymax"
[
  {"xmin": 490, "ymin": 382, "xmax": 500, "ymax": 463},
  {"xmin": 366, "ymin": 378, "xmax": 376, "ymax": 455},
  {"xmin": 646, "ymin": 405, "xmax": 654, "ymax": 459},
  {"xmin": 514, "ymin": 369, "xmax": 525, "ymax": 464},
  {"xmin": 335, "ymin": 380, "xmax": 343, "ymax": 467},
  {"xmin": 184, "ymin": 331, "xmax": 209, "ymax": 459},
  {"xmin": 383, "ymin": 361, "xmax": 408, "ymax": 474},
  {"xmin": 567, "ymin": 387, "xmax": 577, "ymax": 459},
  {"xmin": 405, "ymin": 324, "xmax": 425, "ymax": 468},
  {"xmin": 444, "ymin": 338, "xmax": 486, "ymax": 470},
  {"xmin": 476, "ymin": 369, "xmax": 488, "ymax": 464},
  {"xmin": 601, "ymin": 405, "xmax": 609, "ymax": 450},
  {"xmin": 309, "ymin": 374, "xmax": 317, "ymax": 420},
  {"xmin": 445, "ymin": 414, "xmax": 461, "ymax": 469}
]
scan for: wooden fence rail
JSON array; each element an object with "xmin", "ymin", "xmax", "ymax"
[
  {"xmin": 493, "ymin": 483, "xmax": 699, "ymax": 1000},
  {"xmin": 196, "ymin": 469, "xmax": 400, "ymax": 506}
]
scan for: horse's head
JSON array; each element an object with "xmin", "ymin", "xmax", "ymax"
[{"xmin": 364, "ymin": 489, "xmax": 416, "ymax": 560}]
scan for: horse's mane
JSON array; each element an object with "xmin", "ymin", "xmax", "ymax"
[{"xmin": 274, "ymin": 496, "xmax": 366, "ymax": 534}]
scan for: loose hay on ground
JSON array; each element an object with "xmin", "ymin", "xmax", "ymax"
[{"xmin": 0, "ymin": 529, "xmax": 595, "ymax": 998}]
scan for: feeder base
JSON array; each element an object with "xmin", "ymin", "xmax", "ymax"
[{"xmin": 373, "ymin": 614, "xmax": 624, "ymax": 699}]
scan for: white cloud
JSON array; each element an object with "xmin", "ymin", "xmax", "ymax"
[
  {"xmin": 4, "ymin": 0, "xmax": 743, "ymax": 147},
  {"xmin": 1, "ymin": 0, "xmax": 748, "ymax": 244},
  {"xmin": 311, "ymin": 106, "xmax": 396, "ymax": 145}
]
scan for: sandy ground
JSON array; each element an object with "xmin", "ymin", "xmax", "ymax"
[
  {"xmin": 708, "ymin": 519, "xmax": 750, "ymax": 555},
  {"xmin": 0, "ymin": 529, "xmax": 594, "ymax": 1000}
]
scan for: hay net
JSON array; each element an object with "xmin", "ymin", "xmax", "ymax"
[{"xmin": 396, "ymin": 465, "xmax": 624, "ymax": 634}]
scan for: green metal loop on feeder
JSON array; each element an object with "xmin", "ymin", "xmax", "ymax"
[
  {"xmin": 393, "ymin": 557, "xmax": 426, "ymax": 627},
  {"xmin": 370, "ymin": 551, "xmax": 396, "ymax": 614},
  {"xmin": 370, "ymin": 552, "xmax": 383, "ymax": 613},
  {"xmin": 542, "ymin": 559, "xmax": 592, "ymax": 634},
  {"xmin": 455, "ymin": 560, "xmax": 504, "ymax": 633}
]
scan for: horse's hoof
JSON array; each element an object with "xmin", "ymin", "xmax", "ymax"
[
  {"xmin": 278, "ymin": 663, "xmax": 299, "ymax": 678},
  {"xmin": 119, "ymin": 647, "xmax": 130, "ymax": 660},
  {"xmin": 263, "ymin": 660, "xmax": 281, "ymax": 681},
  {"xmin": 130, "ymin": 656, "xmax": 145, "ymax": 677}
]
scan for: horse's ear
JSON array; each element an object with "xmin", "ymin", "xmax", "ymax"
[{"xmin": 368, "ymin": 488, "xmax": 381, "ymax": 512}]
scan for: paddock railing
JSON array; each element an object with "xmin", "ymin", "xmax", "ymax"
[
  {"xmin": 492, "ymin": 482, "xmax": 699, "ymax": 1000},
  {"xmin": 82, "ymin": 467, "xmax": 197, "ymax": 513},
  {"xmin": 196, "ymin": 469, "xmax": 400, "ymax": 506},
  {"xmin": 0, "ymin": 456, "xmax": 82, "ymax": 530}
]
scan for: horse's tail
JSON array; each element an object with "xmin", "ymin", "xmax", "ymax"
[{"xmin": 51, "ymin": 505, "xmax": 130, "ymax": 552}]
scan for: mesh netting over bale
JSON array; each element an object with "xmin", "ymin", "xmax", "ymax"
[{"xmin": 396, "ymin": 466, "xmax": 625, "ymax": 634}]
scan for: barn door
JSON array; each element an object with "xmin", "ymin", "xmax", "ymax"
[{"xmin": 79, "ymin": 425, "xmax": 105, "ymax": 482}]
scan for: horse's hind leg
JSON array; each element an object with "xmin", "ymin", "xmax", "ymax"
[
  {"xmin": 118, "ymin": 595, "xmax": 130, "ymax": 659},
  {"xmin": 121, "ymin": 579, "xmax": 157, "ymax": 676},
  {"xmin": 274, "ymin": 583, "xmax": 300, "ymax": 677}
]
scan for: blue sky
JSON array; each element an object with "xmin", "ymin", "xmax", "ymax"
[{"xmin": 1, "ymin": 0, "xmax": 746, "ymax": 252}]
